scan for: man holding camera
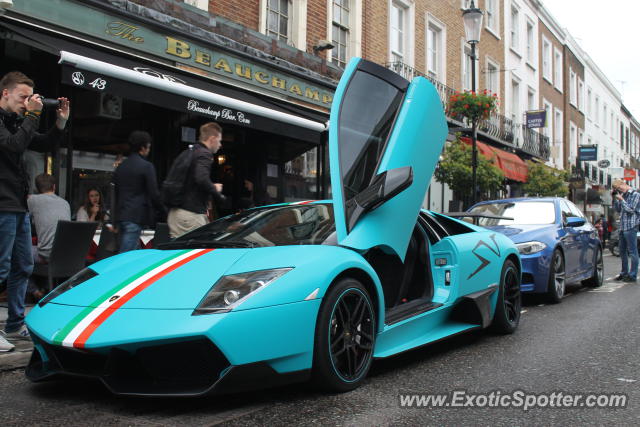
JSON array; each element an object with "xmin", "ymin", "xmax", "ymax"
[
  {"xmin": 0, "ymin": 71, "xmax": 69, "ymax": 350},
  {"xmin": 612, "ymin": 178, "xmax": 640, "ymax": 283}
]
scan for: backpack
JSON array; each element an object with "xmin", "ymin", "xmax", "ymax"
[{"xmin": 162, "ymin": 146, "xmax": 194, "ymax": 207}]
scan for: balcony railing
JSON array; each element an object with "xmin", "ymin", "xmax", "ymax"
[{"xmin": 385, "ymin": 61, "xmax": 550, "ymax": 161}]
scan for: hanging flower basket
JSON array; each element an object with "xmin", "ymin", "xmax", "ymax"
[{"xmin": 448, "ymin": 90, "xmax": 499, "ymax": 124}]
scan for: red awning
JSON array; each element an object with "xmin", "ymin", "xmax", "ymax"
[{"xmin": 461, "ymin": 137, "xmax": 528, "ymax": 182}]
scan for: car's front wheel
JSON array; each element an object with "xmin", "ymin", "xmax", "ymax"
[
  {"xmin": 312, "ymin": 278, "xmax": 376, "ymax": 392},
  {"xmin": 546, "ymin": 249, "xmax": 565, "ymax": 303},
  {"xmin": 491, "ymin": 259, "xmax": 521, "ymax": 334},
  {"xmin": 583, "ymin": 247, "xmax": 604, "ymax": 288}
]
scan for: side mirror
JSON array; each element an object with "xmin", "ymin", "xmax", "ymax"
[
  {"xmin": 566, "ymin": 216, "xmax": 586, "ymax": 227},
  {"xmin": 346, "ymin": 166, "xmax": 413, "ymax": 232}
]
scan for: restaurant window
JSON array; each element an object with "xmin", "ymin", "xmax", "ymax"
[{"xmin": 283, "ymin": 145, "xmax": 320, "ymax": 202}]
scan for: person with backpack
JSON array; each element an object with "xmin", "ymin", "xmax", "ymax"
[
  {"xmin": 165, "ymin": 122, "xmax": 226, "ymax": 238},
  {"xmin": 612, "ymin": 178, "xmax": 640, "ymax": 283}
]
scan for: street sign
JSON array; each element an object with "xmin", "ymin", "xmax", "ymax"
[
  {"xmin": 597, "ymin": 159, "xmax": 610, "ymax": 168},
  {"xmin": 578, "ymin": 145, "xmax": 597, "ymax": 162},
  {"xmin": 526, "ymin": 110, "xmax": 546, "ymax": 129},
  {"xmin": 624, "ymin": 168, "xmax": 636, "ymax": 181}
]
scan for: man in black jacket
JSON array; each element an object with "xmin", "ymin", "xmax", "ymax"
[
  {"xmin": 0, "ymin": 71, "xmax": 69, "ymax": 344},
  {"xmin": 167, "ymin": 122, "xmax": 225, "ymax": 238},
  {"xmin": 113, "ymin": 131, "xmax": 165, "ymax": 252}
]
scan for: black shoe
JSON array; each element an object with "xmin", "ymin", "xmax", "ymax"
[
  {"xmin": 623, "ymin": 276, "xmax": 637, "ymax": 283},
  {"xmin": 614, "ymin": 274, "xmax": 628, "ymax": 281}
]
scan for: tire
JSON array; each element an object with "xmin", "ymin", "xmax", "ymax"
[
  {"xmin": 491, "ymin": 259, "xmax": 521, "ymax": 334},
  {"xmin": 546, "ymin": 249, "xmax": 566, "ymax": 304},
  {"xmin": 312, "ymin": 277, "xmax": 376, "ymax": 392},
  {"xmin": 610, "ymin": 243, "xmax": 619, "ymax": 257},
  {"xmin": 583, "ymin": 247, "xmax": 604, "ymax": 288}
]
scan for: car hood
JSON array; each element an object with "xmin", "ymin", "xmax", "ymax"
[
  {"xmin": 49, "ymin": 248, "xmax": 250, "ymax": 309},
  {"xmin": 481, "ymin": 224, "xmax": 557, "ymax": 243}
]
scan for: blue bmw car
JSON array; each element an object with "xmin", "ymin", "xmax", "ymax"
[
  {"xmin": 25, "ymin": 58, "xmax": 522, "ymax": 396},
  {"xmin": 468, "ymin": 197, "xmax": 603, "ymax": 302}
]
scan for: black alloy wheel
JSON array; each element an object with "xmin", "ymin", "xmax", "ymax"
[
  {"xmin": 491, "ymin": 259, "xmax": 521, "ymax": 334},
  {"xmin": 312, "ymin": 278, "xmax": 375, "ymax": 392},
  {"xmin": 583, "ymin": 247, "xmax": 604, "ymax": 288},
  {"xmin": 546, "ymin": 249, "xmax": 565, "ymax": 303}
]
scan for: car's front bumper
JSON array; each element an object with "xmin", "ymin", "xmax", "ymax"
[
  {"xmin": 25, "ymin": 299, "xmax": 321, "ymax": 396},
  {"xmin": 519, "ymin": 252, "xmax": 551, "ymax": 293}
]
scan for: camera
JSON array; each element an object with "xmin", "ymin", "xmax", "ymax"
[
  {"xmin": 30, "ymin": 95, "xmax": 60, "ymax": 108},
  {"xmin": 40, "ymin": 97, "xmax": 61, "ymax": 108}
]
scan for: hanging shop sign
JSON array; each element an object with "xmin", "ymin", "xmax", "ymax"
[
  {"xmin": 525, "ymin": 109, "xmax": 546, "ymax": 129},
  {"xmin": 8, "ymin": 0, "xmax": 334, "ymax": 109},
  {"xmin": 624, "ymin": 168, "xmax": 637, "ymax": 181},
  {"xmin": 597, "ymin": 159, "xmax": 610, "ymax": 168},
  {"xmin": 577, "ymin": 145, "xmax": 598, "ymax": 162}
]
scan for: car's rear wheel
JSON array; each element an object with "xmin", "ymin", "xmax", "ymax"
[
  {"xmin": 583, "ymin": 247, "xmax": 604, "ymax": 288},
  {"xmin": 491, "ymin": 259, "xmax": 521, "ymax": 334},
  {"xmin": 312, "ymin": 278, "xmax": 375, "ymax": 392},
  {"xmin": 546, "ymin": 249, "xmax": 565, "ymax": 303}
]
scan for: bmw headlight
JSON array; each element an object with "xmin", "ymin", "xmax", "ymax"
[
  {"xmin": 516, "ymin": 241, "xmax": 547, "ymax": 255},
  {"xmin": 193, "ymin": 268, "xmax": 292, "ymax": 315},
  {"xmin": 38, "ymin": 268, "xmax": 98, "ymax": 307}
]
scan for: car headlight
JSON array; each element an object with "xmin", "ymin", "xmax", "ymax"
[
  {"xmin": 516, "ymin": 241, "xmax": 547, "ymax": 255},
  {"xmin": 38, "ymin": 268, "xmax": 98, "ymax": 307},
  {"xmin": 193, "ymin": 268, "xmax": 292, "ymax": 315}
]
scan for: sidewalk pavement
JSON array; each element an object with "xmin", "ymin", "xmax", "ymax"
[{"xmin": 0, "ymin": 304, "xmax": 33, "ymax": 371}]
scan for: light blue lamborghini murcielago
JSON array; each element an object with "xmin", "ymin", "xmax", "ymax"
[{"xmin": 25, "ymin": 58, "xmax": 522, "ymax": 396}]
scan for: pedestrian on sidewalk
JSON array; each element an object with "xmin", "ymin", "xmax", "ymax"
[
  {"xmin": 0, "ymin": 71, "xmax": 69, "ymax": 349},
  {"xmin": 167, "ymin": 122, "xmax": 226, "ymax": 238},
  {"xmin": 612, "ymin": 178, "xmax": 640, "ymax": 283},
  {"xmin": 113, "ymin": 131, "xmax": 165, "ymax": 253}
]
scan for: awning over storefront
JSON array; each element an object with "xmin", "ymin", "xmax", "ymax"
[
  {"xmin": 0, "ymin": 20, "xmax": 327, "ymax": 143},
  {"xmin": 461, "ymin": 137, "xmax": 528, "ymax": 182}
]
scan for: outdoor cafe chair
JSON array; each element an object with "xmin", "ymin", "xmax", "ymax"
[{"xmin": 32, "ymin": 220, "xmax": 98, "ymax": 290}]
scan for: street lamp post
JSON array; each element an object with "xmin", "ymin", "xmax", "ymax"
[{"xmin": 463, "ymin": 0, "xmax": 483, "ymax": 206}]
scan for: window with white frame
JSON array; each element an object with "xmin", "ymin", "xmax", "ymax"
[
  {"xmin": 461, "ymin": 0, "xmax": 472, "ymax": 9},
  {"xmin": 510, "ymin": 4, "xmax": 520, "ymax": 52},
  {"xmin": 569, "ymin": 69, "xmax": 577, "ymax": 106},
  {"xmin": 526, "ymin": 19, "xmax": 534, "ymax": 64},
  {"xmin": 553, "ymin": 48, "xmax": 562, "ymax": 91},
  {"xmin": 570, "ymin": 122, "xmax": 577, "ymax": 161},
  {"xmin": 390, "ymin": 1, "xmax": 408, "ymax": 62},
  {"xmin": 426, "ymin": 16, "xmax": 446, "ymax": 82},
  {"xmin": 543, "ymin": 99, "xmax": 552, "ymax": 138},
  {"xmin": 577, "ymin": 79, "xmax": 583, "ymax": 111},
  {"xmin": 611, "ymin": 112, "xmax": 614, "ymax": 136},
  {"xmin": 603, "ymin": 104, "xmax": 607, "ymax": 130},
  {"xmin": 554, "ymin": 108, "xmax": 562, "ymax": 147},
  {"xmin": 527, "ymin": 88, "xmax": 536, "ymax": 110},
  {"xmin": 595, "ymin": 96, "xmax": 600, "ymax": 124},
  {"xmin": 485, "ymin": 0, "xmax": 499, "ymax": 34},
  {"xmin": 486, "ymin": 59, "xmax": 499, "ymax": 96},
  {"xmin": 265, "ymin": 0, "xmax": 292, "ymax": 42},
  {"xmin": 332, "ymin": 0, "xmax": 350, "ymax": 68},
  {"xmin": 587, "ymin": 87, "xmax": 592, "ymax": 117},
  {"xmin": 462, "ymin": 43, "xmax": 474, "ymax": 90},
  {"xmin": 511, "ymin": 78, "xmax": 521, "ymax": 122},
  {"xmin": 184, "ymin": 0, "xmax": 208, "ymax": 10},
  {"xmin": 542, "ymin": 37, "xmax": 551, "ymax": 81}
]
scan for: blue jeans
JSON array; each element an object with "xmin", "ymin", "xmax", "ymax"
[
  {"xmin": 118, "ymin": 221, "xmax": 142, "ymax": 253},
  {"xmin": 0, "ymin": 212, "xmax": 34, "ymax": 332},
  {"xmin": 619, "ymin": 227, "xmax": 639, "ymax": 279}
]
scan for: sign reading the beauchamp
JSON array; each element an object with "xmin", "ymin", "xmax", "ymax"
[{"xmin": 525, "ymin": 110, "xmax": 546, "ymax": 129}]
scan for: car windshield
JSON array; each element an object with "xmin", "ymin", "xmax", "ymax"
[
  {"xmin": 158, "ymin": 203, "xmax": 337, "ymax": 249},
  {"xmin": 469, "ymin": 201, "xmax": 556, "ymax": 226}
]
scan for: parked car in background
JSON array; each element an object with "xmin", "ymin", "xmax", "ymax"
[{"xmin": 468, "ymin": 197, "xmax": 603, "ymax": 303}]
